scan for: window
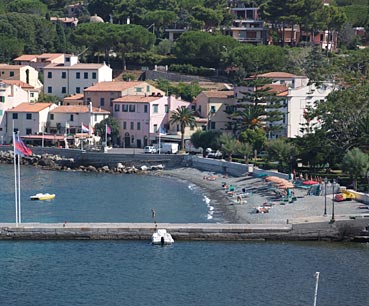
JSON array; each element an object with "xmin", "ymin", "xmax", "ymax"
[
  {"xmin": 26, "ymin": 128, "xmax": 32, "ymax": 135},
  {"xmin": 10, "ymin": 71, "xmax": 14, "ymax": 77},
  {"xmin": 62, "ymin": 72, "xmax": 66, "ymax": 79},
  {"xmin": 76, "ymin": 72, "xmax": 80, "ymax": 79},
  {"xmin": 144, "ymin": 105, "xmax": 148, "ymax": 113},
  {"xmin": 50, "ymin": 114, "xmax": 54, "ymax": 120},
  {"xmin": 100, "ymin": 98, "xmax": 105, "ymax": 106},
  {"xmin": 76, "ymin": 87, "xmax": 81, "ymax": 93},
  {"xmin": 47, "ymin": 86, "xmax": 52, "ymax": 93},
  {"xmin": 129, "ymin": 105, "xmax": 135, "ymax": 112},
  {"xmin": 110, "ymin": 98, "xmax": 113, "ymax": 107},
  {"xmin": 122, "ymin": 105, "xmax": 128, "ymax": 112},
  {"xmin": 26, "ymin": 113, "xmax": 32, "ymax": 120},
  {"xmin": 0, "ymin": 96, "xmax": 5, "ymax": 102},
  {"xmin": 62, "ymin": 87, "xmax": 66, "ymax": 94},
  {"xmin": 0, "ymin": 110, "xmax": 2, "ymax": 115},
  {"xmin": 12, "ymin": 113, "xmax": 18, "ymax": 119},
  {"xmin": 130, "ymin": 122, "xmax": 134, "ymax": 130},
  {"xmin": 92, "ymin": 72, "xmax": 96, "ymax": 79},
  {"xmin": 210, "ymin": 106, "xmax": 216, "ymax": 113},
  {"xmin": 47, "ymin": 72, "xmax": 52, "ymax": 78},
  {"xmin": 211, "ymin": 122, "xmax": 216, "ymax": 129},
  {"xmin": 137, "ymin": 122, "xmax": 141, "ymax": 130},
  {"xmin": 154, "ymin": 124, "xmax": 158, "ymax": 133},
  {"xmin": 165, "ymin": 104, "xmax": 168, "ymax": 113},
  {"xmin": 136, "ymin": 87, "xmax": 142, "ymax": 93},
  {"xmin": 114, "ymin": 104, "xmax": 120, "ymax": 112},
  {"xmin": 84, "ymin": 72, "xmax": 88, "ymax": 79},
  {"xmin": 30, "ymin": 93, "xmax": 34, "ymax": 98},
  {"xmin": 123, "ymin": 122, "xmax": 127, "ymax": 129},
  {"xmin": 153, "ymin": 104, "xmax": 158, "ymax": 113},
  {"xmin": 146, "ymin": 85, "xmax": 150, "ymax": 92},
  {"xmin": 70, "ymin": 114, "xmax": 74, "ymax": 121}
]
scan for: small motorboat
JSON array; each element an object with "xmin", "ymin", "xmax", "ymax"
[
  {"xmin": 151, "ymin": 229, "xmax": 174, "ymax": 245},
  {"xmin": 30, "ymin": 193, "xmax": 56, "ymax": 201}
]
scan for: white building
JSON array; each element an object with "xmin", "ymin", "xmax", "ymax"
[
  {"xmin": 48, "ymin": 103, "xmax": 110, "ymax": 135},
  {"xmin": 0, "ymin": 64, "xmax": 42, "ymax": 90},
  {"xmin": 5, "ymin": 102, "xmax": 57, "ymax": 143},
  {"xmin": 234, "ymin": 72, "xmax": 335, "ymax": 138},
  {"xmin": 0, "ymin": 81, "xmax": 41, "ymax": 143},
  {"xmin": 43, "ymin": 55, "xmax": 112, "ymax": 98}
]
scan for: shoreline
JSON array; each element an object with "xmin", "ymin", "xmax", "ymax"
[{"xmin": 162, "ymin": 167, "xmax": 366, "ymax": 225}]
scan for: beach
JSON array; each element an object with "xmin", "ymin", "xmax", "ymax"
[{"xmin": 163, "ymin": 167, "xmax": 365, "ymax": 224}]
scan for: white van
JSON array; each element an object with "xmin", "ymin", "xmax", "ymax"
[{"xmin": 144, "ymin": 146, "xmax": 157, "ymax": 154}]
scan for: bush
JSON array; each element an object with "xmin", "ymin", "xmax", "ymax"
[{"xmin": 169, "ymin": 64, "xmax": 215, "ymax": 77}]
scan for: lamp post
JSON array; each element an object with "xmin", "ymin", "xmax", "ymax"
[
  {"xmin": 323, "ymin": 177, "xmax": 328, "ymax": 216},
  {"xmin": 331, "ymin": 179, "xmax": 336, "ymax": 223}
]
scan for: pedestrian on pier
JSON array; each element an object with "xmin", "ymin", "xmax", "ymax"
[{"xmin": 151, "ymin": 208, "xmax": 156, "ymax": 220}]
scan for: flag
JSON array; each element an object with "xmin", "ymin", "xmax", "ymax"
[
  {"xmin": 106, "ymin": 124, "xmax": 111, "ymax": 135},
  {"xmin": 89, "ymin": 125, "xmax": 94, "ymax": 134},
  {"xmin": 65, "ymin": 122, "xmax": 70, "ymax": 129},
  {"xmin": 14, "ymin": 136, "xmax": 32, "ymax": 156},
  {"xmin": 81, "ymin": 123, "xmax": 89, "ymax": 133},
  {"xmin": 159, "ymin": 126, "xmax": 166, "ymax": 135}
]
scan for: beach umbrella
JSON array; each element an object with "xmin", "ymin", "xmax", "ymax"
[{"xmin": 303, "ymin": 180, "xmax": 319, "ymax": 185}]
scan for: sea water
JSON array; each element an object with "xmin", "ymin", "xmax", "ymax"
[{"xmin": 1, "ymin": 165, "xmax": 369, "ymax": 306}]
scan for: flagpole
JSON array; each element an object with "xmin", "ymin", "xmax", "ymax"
[
  {"xmin": 158, "ymin": 126, "xmax": 161, "ymax": 155},
  {"xmin": 13, "ymin": 132, "xmax": 18, "ymax": 226},
  {"xmin": 17, "ymin": 134, "xmax": 21, "ymax": 224},
  {"xmin": 105, "ymin": 123, "xmax": 108, "ymax": 149}
]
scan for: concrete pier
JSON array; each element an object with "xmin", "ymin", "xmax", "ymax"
[{"xmin": 0, "ymin": 216, "xmax": 368, "ymax": 241}]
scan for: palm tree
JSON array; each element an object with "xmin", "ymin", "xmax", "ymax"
[
  {"xmin": 219, "ymin": 134, "xmax": 238, "ymax": 161},
  {"xmin": 169, "ymin": 106, "xmax": 196, "ymax": 151},
  {"xmin": 342, "ymin": 148, "xmax": 369, "ymax": 190},
  {"xmin": 236, "ymin": 141, "xmax": 253, "ymax": 164}
]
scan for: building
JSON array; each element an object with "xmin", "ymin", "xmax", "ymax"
[
  {"xmin": 112, "ymin": 94, "xmax": 189, "ymax": 148},
  {"xmin": 43, "ymin": 55, "xmax": 112, "ymax": 98},
  {"xmin": 63, "ymin": 93, "xmax": 84, "ymax": 106},
  {"xmin": 13, "ymin": 53, "xmax": 66, "ymax": 72},
  {"xmin": 50, "ymin": 17, "xmax": 78, "ymax": 28},
  {"xmin": 193, "ymin": 91, "xmax": 235, "ymax": 131},
  {"xmin": 83, "ymin": 81, "xmax": 164, "ymax": 114},
  {"xmin": 48, "ymin": 103, "xmax": 109, "ymax": 135},
  {"xmin": 234, "ymin": 72, "xmax": 335, "ymax": 138},
  {"xmin": 0, "ymin": 64, "xmax": 42, "ymax": 90},
  {"xmin": 225, "ymin": 5, "xmax": 268, "ymax": 45},
  {"xmin": 0, "ymin": 81, "xmax": 41, "ymax": 143},
  {"xmin": 5, "ymin": 103, "xmax": 56, "ymax": 143}
]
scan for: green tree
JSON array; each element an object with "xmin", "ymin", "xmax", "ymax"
[
  {"xmin": 169, "ymin": 106, "xmax": 196, "ymax": 151},
  {"xmin": 94, "ymin": 117, "xmax": 120, "ymax": 146},
  {"xmin": 7, "ymin": 0, "xmax": 48, "ymax": 16},
  {"xmin": 265, "ymin": 138, "xmax": 298, "ymax": 173},
  {"xmin": 219, "ymin": 134, "xmax": 238, "ymax": 161},
  {"xmin": 190, "ymin": 130, "xmax": 222, "ymax": 151},
  {"xmin": 236, "ymin": 141, "xmax": 253, "ymax": 164},
  {"xmin": 341, "ymin": 147, "xmax": 369, "ymax": 190},
  {"xmin": 239, "ymin": 128, "xmax": 267, "ymax": 158}
]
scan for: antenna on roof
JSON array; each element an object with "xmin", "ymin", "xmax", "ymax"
[{"xmin": 77, "ymin": 47, "xmax": 89, "ymax": 57}]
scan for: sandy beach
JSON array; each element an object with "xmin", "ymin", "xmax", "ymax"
[{"xmin": 163, "ymin": 167, "xmax": 365, "ymax": 224}]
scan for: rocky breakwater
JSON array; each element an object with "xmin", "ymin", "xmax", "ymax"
[{"xmin": 0, "ymin": 150, "xmax": 165, "ymax": 174}]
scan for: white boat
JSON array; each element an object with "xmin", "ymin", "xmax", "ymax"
[
  {"xmin": 30, "ymin": 193, "xmax": 56, "ymax": 201},
  {"xmin": 151, "ymin": 229, "xmax": 174, "ymax": 245}
]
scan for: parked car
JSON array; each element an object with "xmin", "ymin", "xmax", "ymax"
[
  {"xmin": 206, "ymin": 148, "xmax": 223, "ymax": 159},
  {"xmin": 144, "ymin": 146, "xmax": 157, "ymax": 154}
]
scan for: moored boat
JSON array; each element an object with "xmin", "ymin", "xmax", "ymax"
[
  {"xmin": 151, "ymin": 229, "xmax": 174, "ymax": 245},
  {"xmin": 30, "ymin": 193, "xmax": 56, "ymax": 201}
]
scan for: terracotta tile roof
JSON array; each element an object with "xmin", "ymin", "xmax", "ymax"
[
  {"xmin": 1, "ymin": 80, "xmax": 34, "ymax": 89},
  {"xmin": 257, "ymin": 72, "xmax": 298, "ymax": 78},
  {"xmin": 50, "ymin": 105, "xmax": 109, "ymax": 114},
  {"xmin": 63, "ymin": 93, "xmax": 84, "ymax": 101},
  {"xmin": 44, "ymin": 63, "xmax": 106, "ymax": 70},
  {"xmin": 260, "ymin": 84, "xmax": 289, "ymax": 95},
  {"xmin": 13, "ymin": 55, "xmax": 38, "ymax": 61},
  {"xmin": 113, "ymin": 95, "xmax": 162, "ymax": 103},
  {"xmin": 7, "ymin": 102, "xmax": 53, "ymax": 112},
  {"xmin": 202, "ymin": 91, "xmax": 234, "ymax": 98},
  {"xmin": 85, "ymin": 81, "xmax": 147, "ymax": 92},
  {"xmin": 38, "ymin": 53, "xmax": 65, "ymax": 60}
]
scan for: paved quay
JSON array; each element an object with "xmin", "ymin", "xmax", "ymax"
[{"xmin": 0, "ymin": 218, "xmax": 368, "ymax": 241}]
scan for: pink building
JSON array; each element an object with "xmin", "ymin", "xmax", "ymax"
[{"xmin": 112, "ymin": 94, "xmax": 189, "ymax": 148}]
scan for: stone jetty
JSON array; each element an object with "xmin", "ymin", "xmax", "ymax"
[{"xmin": 1, "ymin": 215, "xmax": 368, "ymax": 241}]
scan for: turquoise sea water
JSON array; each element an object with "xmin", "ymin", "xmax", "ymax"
[{"xmin": 1, "ymin": 164, "xmax": 369, "ymax": 306}]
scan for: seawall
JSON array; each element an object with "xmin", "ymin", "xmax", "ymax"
[{"xmin": 0, "ymin": 217, "xmax": 368, "ymax": 241}]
